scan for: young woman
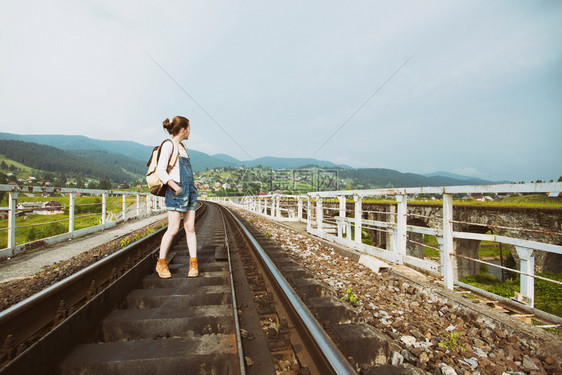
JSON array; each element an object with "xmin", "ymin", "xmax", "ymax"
[{"xmin": 155, "ymin": 116, "xmax": 198, "ymax": 278}]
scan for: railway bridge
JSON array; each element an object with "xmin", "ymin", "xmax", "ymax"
[
  {"xmin": 227, "ymin": 182, "xmax": 562, "ymax": 308},
  {"xmin": 342, "ymin": 202, "xmax": 562, "ymax": 277}
]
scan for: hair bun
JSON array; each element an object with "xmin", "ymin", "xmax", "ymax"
[{"xmin": 163, "ymin": 118, "xmax": 172, "ymax": 131}]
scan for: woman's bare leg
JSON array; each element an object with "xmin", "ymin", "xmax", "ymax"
[
  {"xmin": 183, "ymin": 210, "xmax": 197, "ymax": 258},
  {"xmin": 159, "ymin": 210, "xmax": 182, "ymax": 259}
]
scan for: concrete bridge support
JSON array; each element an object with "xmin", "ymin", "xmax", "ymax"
[
  {"xmin": 541, "ymin": 250, "xmax": 562, "ymax": 273},
  {"xmin": 406, "ymin": 218, "xmax": 428, "ymax": 259},
  {"xmin": 453, "ymin": 225, "xmax": 490, "ymax": 278}
]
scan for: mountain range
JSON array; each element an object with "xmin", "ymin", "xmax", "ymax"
[{"xmin": 0, "ymin": 132, "xmax": 508, "ymax": 186}]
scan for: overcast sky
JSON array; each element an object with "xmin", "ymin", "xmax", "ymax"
[{"xmin": 1, "ymin": 1, "xmax": 560, "ymax": 182}]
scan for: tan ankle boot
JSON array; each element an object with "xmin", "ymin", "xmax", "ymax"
[
  {"xmin": 156, "ymin": 258, "xmax": 171, "ymax": 278},
  {"xmin": 188, "ymin": 257, "xmax": 198, "ymax": 278}
]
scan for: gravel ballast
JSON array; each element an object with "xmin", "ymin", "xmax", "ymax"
[{"xmin": 233, "ymin": 208, "xmax": 562, "ymax": 375}]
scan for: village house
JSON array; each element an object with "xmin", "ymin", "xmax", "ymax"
[{"xmin": 35, "ymin": 201, "xmax": 64, "ymax": 215}]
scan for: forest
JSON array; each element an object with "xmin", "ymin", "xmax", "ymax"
[{"xmin": 0, "ymin": 140, "xmax": 143, "ymax": 183}]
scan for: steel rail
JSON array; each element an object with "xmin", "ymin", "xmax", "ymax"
[
  {"xmin": 218, "ymin": 207, "xmax": 246, "ymax": 375},
  {"xmin": 222, "ymin": 206, "xmax": 356, "ymax": 375}
]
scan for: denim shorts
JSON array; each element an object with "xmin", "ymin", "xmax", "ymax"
[{"xmin": 165, "ymin": 183, "xmax": 198, "ymax": 211}]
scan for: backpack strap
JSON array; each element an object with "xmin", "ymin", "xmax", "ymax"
[
  {"xmin": 167, "ymin": 141, "xmax": 180, "ymax": 173},
  {"xmin": 156, "ymin": 139, "xmax": 185, "ymax": 173}
]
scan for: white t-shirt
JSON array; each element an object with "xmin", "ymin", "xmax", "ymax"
[{"xmin": 155, "ymin": 139, "xmax": 189, "ymax": 184}]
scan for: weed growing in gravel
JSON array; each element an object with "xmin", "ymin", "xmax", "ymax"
[
  {"xmin": 264, "ymin": 230, "xmax": 271, "ymax": 237},
  {"xmin": 341, "ymin": 288, "xmax": 358, "ymax": 305},
  {"xmin": 133, "ymin": 234, "xmax": 140, "ymax": 242},
  {"xmin": 120, "ymin": 238, "xmax": 130, "ymax": 248},
  {"xmin": 438, "ymin": 332, "xmax": 466, "ymax": 352}
]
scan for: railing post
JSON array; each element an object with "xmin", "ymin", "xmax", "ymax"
[
  {"xmin": 442, "ymin": 193, "xmax": 454, "ymax": 290},
  {"xmin": 257, "ymin": 197, "xmax": 262, "ymax": 214},
  {"xmin": 307, "ymin": 196, "xmax": 312, "ymax": 231},
  {"xmin": 122, "ymin": 194, "xmax": 126, "ymax": 221},
  {"xmin": 297, "ymin": 196, "xmax": 303, "ymax": 221},
  {"xmin": 337, "ymin": 195, "xmax": 346, "ymax": 238},
  {"xmin": 8, "ymin": 192, "xmax": 18, "ymax": 251},
  {"xmin": 395, "ymin": 194, "xmax": 407, "ymax": 260},
  {"xmin": 136, "ymin": 193, "xmax": 140, "ymax": 217},
  {"xmin": 436, "ymin": 235, "xmax": 445, "ymax": 275},
  {"xmin": 354, "ymin": 194, "xmax": 362, "ymax": 245},
  {"xmin": 146, "ymin": 195, "xmax": 151, "ymax": 214},
  {"xmin": 102, "ymin": 194, "xmax": 107, "ymax": 225},
  {"xmin": 316, "ymin": 196, "xmax": 323, "ymax": 232},
  {"xmin": 276, "ymin": 195, "xmax": 281, "ymax": 218},
  {"xmin": 270, "ymin": 196, "xmax": 275, "ymax": 218},
  {"xmin": 515, "ymin": 246, "xmax": 535, "ymax": 307},
  {"xmin": 69, "ymin": 192, "xmax": 75, "ymax": 233}
]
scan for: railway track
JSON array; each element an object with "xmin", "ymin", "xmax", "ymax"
[{"xmin": 2, "ymin": 202, "xmax": 401, "ymax": 375}]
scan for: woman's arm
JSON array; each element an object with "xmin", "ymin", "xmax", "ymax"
[{"xmin": 155, "ymin": 141, "xmax": 181, "ymax": 194}]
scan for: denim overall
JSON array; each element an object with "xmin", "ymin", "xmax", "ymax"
[{"xmin": 165, "ymin": 156, "xmax": 198, "ymax": 211}]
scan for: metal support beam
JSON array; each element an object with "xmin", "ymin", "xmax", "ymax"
[
  {"xmin": 442, "ymin": 193, "xmax": 454, "ymax": 290},
  {"xmin": 122, "ymin": 195, "xmax": 126, "ymax": 221},
  {"xmin": 354, "ymin": 195, "xmax": 362, "ymax": 245},
  {"xmin": 337, "ymin": 196, "xmax": 346, "ymax": 238},
  {"xmin": 102, "ymin": 194, "xmax": 107, "ymax": 225},
  {"xmin": 8, "ymin": 192, "xmax": 18, "ymax": 251},
  {"xmin": 307, "ymin": 197, "xmax": 312, "ymax": 231},
  {"xmin": 395, "ymin": 194, "xmax": 407, "ymax": 258},
  {"xmin": 316, "ymin": 197, "xmax": 323, "ymax": 232},
  {"xmin": 516, "ymin": 246, "xmax": 535, "ymax": 307},
  {"xmin": 68, "ymin": 192, "xmax": 75, "ymax": 233}
]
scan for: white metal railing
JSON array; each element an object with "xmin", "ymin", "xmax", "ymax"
[
  {"xmin": 214, "ymin": 182, "xmax": 562, "ymax": 310},
  {"xmin": 0, "ymin": 184, "xmax": 166, "ymax": 260}
]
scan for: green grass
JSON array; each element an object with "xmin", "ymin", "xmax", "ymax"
[
  {"xmin": 423, "ymin": 235, "xmax": 440, "ymax": 258},
  {"xmin": 461, "ymin": 272, "xmax": 562, "ymax": 318},
  {"xmin": 0, "ymin": 156, "xmax": 38, "ymax": 177},
  {"xmin": 422, "ymin": 232, "xmax": 515, "ymax": 260}
]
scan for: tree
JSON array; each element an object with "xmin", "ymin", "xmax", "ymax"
[
  {"xmin": 44, "ymin": 172, "xmax": 55, "ymax": 183},
  {"xmin": 0, "ymin": 160, "xmax": 7, "ymax": 170},
  {"xmin": 98, "ymin": 179, "xmax": 112, "ymax": 190},
  {"xmin": 54, "ymin": 173, "xmax": 67, "ymax": 187},
  {"xmin": 76, "ymin": 176, "xmax": 85, "ymax": 188}
]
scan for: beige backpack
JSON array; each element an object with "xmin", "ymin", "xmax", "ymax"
[{"xmin": 146, "ymin": 140, "xmax": 184, "ymax": 196}]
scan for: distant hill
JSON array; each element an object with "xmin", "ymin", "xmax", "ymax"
[
  {"xmin": 424, "ymin": 171, "xmax": 510, "ymax": 184},
  {"xmin": 0, "ymin": 140, "xmax": 142, "ymax": 182},
  {"xmin": 339, "ymin": 168, "xmax": 502, "ymax": 188},
  {"xmin": 0, "ymin": 133, "xmax": 350, "ymax": 171},
  {"xmin": 212, "ymin": 153, "xmax": 243, "ymax": 166},
  {"xmin": 67, "ymin": 150, "xmax": 146, "ymax": 176},
  {"xmin": 212, "ymin": 154, "xmax": 351, "ymax": 169},
  {"xmin": 0, "ymin": 132, "xmax": 151, "ymax": 161},
  {"xmin": 0, "ymin": 132, "xmax": 238, "ymax": 172}
]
